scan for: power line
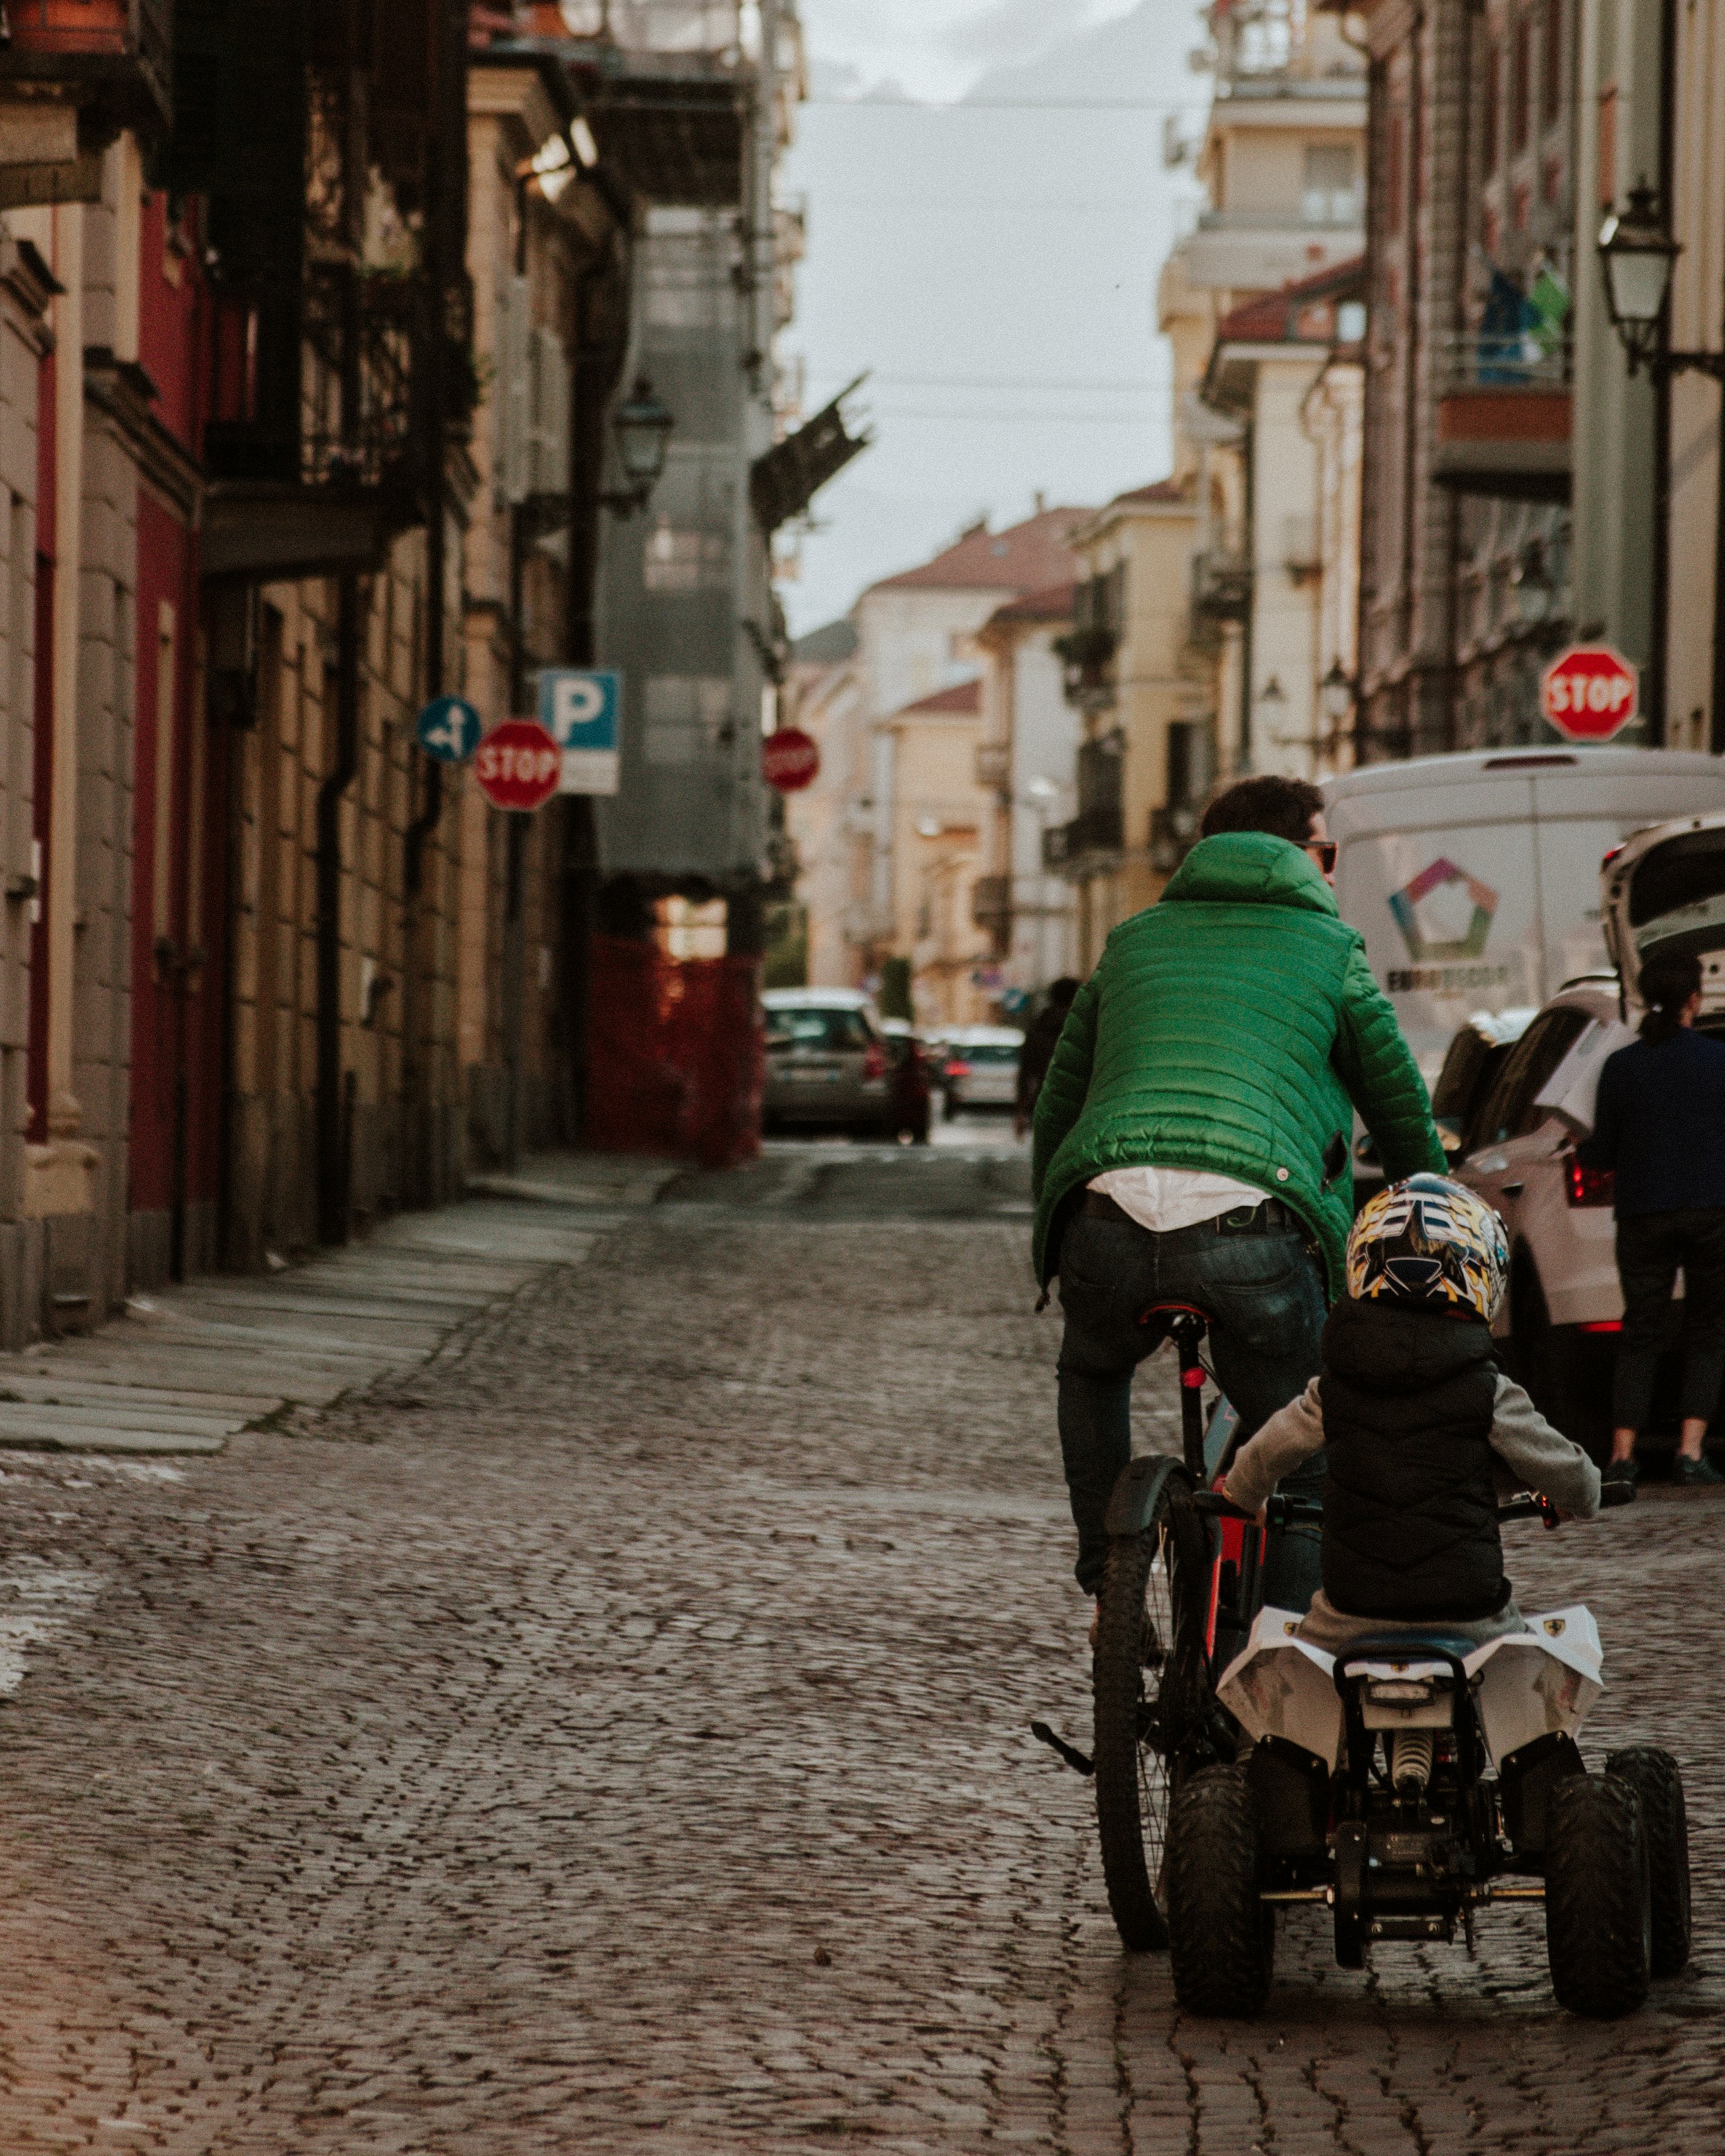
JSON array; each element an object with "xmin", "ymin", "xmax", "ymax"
[
  {"xmin": 806, "ymin": 371, "xmax": 1172, "ymax": 393},
  {"xmin": 804, "ymin": 95, "xmax": 1206, "ymax": 113},
  {"xmin": 870, "ymin": 407, "xmax": 1165, "ymax": 426}
]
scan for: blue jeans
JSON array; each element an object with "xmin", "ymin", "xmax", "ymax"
[{"xmin": 1056, "ymin": 1206, "xmax": 1328, "ymax": 1601}]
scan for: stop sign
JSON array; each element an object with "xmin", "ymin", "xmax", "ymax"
[
  {"xmin": 1541, "ymin": 645, "xmax": 1640, "ymax": 742},
  {"xmin": 762, "ymin": 726, "xmax": 820, "ymax": 792},
  {"xmin": 474, "ymin": 719, "xmax": 562, "ymax": 811}
]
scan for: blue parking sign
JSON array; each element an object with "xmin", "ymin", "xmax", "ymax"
[
  {"xmin": 538, "ymin": 668, "xmax": 621, "ymax": 796},
  {"xmin": 416, "ymin": 695, "xmax": 483, "ymax": 763}
]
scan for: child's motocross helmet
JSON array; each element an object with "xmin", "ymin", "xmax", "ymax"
[{"xmin": 1345, "ymin": 1173, "xmax": 1509, "ymax": 1323}]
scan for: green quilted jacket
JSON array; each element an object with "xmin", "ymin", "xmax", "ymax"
[{"xmin": 1031, "ymin": 831, "xmax": 1444, "ymax": 1297}]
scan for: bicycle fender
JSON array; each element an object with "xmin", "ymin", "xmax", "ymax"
[{"xmin": 1104, "ymin": 1451, "xmax": 1193, "ymax": 1539}]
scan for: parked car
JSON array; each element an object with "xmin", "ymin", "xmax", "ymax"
[
  {"xmin": 762, "ymin": 989, "xmax": 899, "ymax": 1137},
  {"xmin": 1452, "ymin": 978, "xmax": 1622, "ymax": 1456},
  {"xmin": 1353, "ymin": 1006, "xmax": 1537, "ymax": 1200},
  {"xmin": 940, "ymin": 1026, "xmax": 1026, "ymax": 1116},
  {"xmin": 1451, "ymin": 807, "xmax": 1725, "ymax": 1460}
]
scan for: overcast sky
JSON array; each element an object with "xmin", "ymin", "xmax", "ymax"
[{"xmin": 779, "ymin": 0, "xmax": 1211, "ymax": 636}]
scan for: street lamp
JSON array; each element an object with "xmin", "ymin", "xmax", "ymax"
[
  {"xmin": 1320, "ymin": 660, "xmax": 1355, "ymax": 727},
  {"xmin": 1597, "ymin": 182, "xmax": 1724, "ymax": 380},
  {"xmin": 601, "ymin": 375, "xmax": 676, "ymax": 516}
]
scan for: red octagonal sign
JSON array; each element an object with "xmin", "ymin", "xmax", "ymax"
[
  {"xmin": 1541, "ymin": 644, "xmax": 1640, "ymax": 742},
  {"xmin": 762, "ymin": 726, "xmax": 820, "ymax": 792},
  {"xmin": 475, "ymin": 718, "xmax": 561, "ymax": 811}
]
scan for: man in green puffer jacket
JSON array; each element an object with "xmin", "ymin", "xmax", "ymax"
[{"xmin": 1032, "ymin": 774, "xmax": 1445, "ymax": 1613}]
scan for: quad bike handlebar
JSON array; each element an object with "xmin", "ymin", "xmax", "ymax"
[{"xmin": 1194, "ymin": 1481, "xmax": 1636, "ymax": 1529}]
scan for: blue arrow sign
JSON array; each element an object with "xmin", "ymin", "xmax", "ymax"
[
  {"xmin": 538, "ymin": 668, "xmax": 621, "ymax": 796},
  {"xmin": 416, "ymin": 695, "xmax": 484, "ymax": 763}
]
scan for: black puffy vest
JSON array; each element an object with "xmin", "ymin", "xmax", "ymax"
[{"xmin": 1318, "ymin": 1297, "xmax": 1505, "ymax": 1622}]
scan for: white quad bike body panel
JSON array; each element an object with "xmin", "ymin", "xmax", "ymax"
[{"xmin": 1217, "ymin": 1605, "xmax": 1604, "ymax": 1768}]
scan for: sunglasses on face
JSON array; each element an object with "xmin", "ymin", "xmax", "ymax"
[{"xmin": 1306, "ymin": 839, "xmax": 1338, "ymax": 875}]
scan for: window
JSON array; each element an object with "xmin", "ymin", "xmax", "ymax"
[
  {"xmin": 1431, "ymin": 1026, "xmax": 1494, "ymax": 1130},
  {"xmin": 1542, "ymin": 0, "xmax": 1564, "ymax": 127},
  {"xmin": 1469, "ymin": 1008, "xmax": 1589, "ymax": 1148},
  {"xmin": 1511, "ymin": 13, "xmax": 1532, "ymax": 154},
  {"xmin": 766, "ymin": 1007, "xmax": 875, "ymax": 1053},
  {"xmin": 1304, "ymin": 143, "xmax": 1360, "ymax": 226}
]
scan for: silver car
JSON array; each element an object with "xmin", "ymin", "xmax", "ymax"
[
  {"xmin": 941, "ymin": 1025, "xmax": 1026, "ymax": 1116},
  {"xmin": 762, "ymin": 989, "xmax": 896, "ymax": 1134}
]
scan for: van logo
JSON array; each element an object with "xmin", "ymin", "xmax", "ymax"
[{"xmin": 1389, "ymin": 859, "xmax": 1500, "ymax": 962}]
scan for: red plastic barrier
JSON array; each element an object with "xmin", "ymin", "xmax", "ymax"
[{"xmin": 584, "ymin": 935, "xmax": 764, "ymax": 1169}]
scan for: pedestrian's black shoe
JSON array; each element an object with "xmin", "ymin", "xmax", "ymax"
[
  {"xmin": 1672, "ymin": 1453, "xmax": 1725, "ymax": 1486},
  {"xmin": 1603, "ymin": 1456, "xmax": 1639, "ymax": 1488}
]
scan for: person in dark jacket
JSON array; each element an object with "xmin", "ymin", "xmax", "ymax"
[
  {"xmin": 1014, "ymin": 977, "xmax": 1079, "ymax": 1137},
  {"xmin": 1223, "ymin": 1174, "xmax": 1600, "ymax": 1650},
  {"xmin": 1579, "ymin": 946, "xmax": 1725, "ymax": 1486}
]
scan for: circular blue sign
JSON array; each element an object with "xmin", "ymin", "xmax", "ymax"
[{"xmin": 416, "ymin": 695, "xmax": 483, "ymax": 763}]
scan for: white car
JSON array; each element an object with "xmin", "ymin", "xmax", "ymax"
[
  {"xmin": 1453, "ymin": 810, "xmax": 1725, "ymax": 1458},
  {"xmin": 940, "ymin": 1025, "xmax": 1025, "ymax": 1115},
  {"xmin": 1452, "ymin": 978, "xmax": 1622, "ymax": 1456}
]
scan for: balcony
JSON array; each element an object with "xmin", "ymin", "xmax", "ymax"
[
  {"xmin": 1043, "ymin": 807, "xmax": 1125, "ymax": 874},
  {"xmin": 0, "ymin": 0, "xmax": 172, "ymax": 172},
  {"xmin": 1433, "ymin": 334, "xmax": 1572, "ymax": 504},
  {"xmin": 1043, "ymin": 732, "xmax": 1125, "ymax": 877},
  {"xmin": 1054, "ymin": 623, "xmax": 1119, "ymax": 713},
  {"xmin": 1192, "ymin": 549, "xmax": 1253, "ymax": 623}
]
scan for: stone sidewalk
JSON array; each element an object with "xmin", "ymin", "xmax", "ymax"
[{"xmin": 0, "ymin": 1153, "xmax": 673, "ymax": 1459}]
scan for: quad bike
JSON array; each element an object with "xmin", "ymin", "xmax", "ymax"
[{"xmin": 1045, "ymin": 1303, "xmax": 1689, "ymax": 2020}]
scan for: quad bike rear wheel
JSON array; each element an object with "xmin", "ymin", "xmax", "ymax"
[
  {"xmin": 1092, "ymin": 1484, "xmax": 1206, "ymax": 1951},
  {"xmin": 1544, "ymin": 1771, "xmax": 1652, "ymax": 2017},
  {"xmin": 1606, "ymin": 1746, "xmax": 1692, "ymax": 1978},
  {"xmin": 1165, "ymin": 1765, "xmax": 1275, "ymax": 2015}
]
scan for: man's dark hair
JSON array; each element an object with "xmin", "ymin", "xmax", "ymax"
[
  {"xmin": 1200, "ymin": 774, "xmax": 1325, "ymax": 845},
  {"xmin": 1045, "ymin": 976, "xmax": 1080, "ymax": 1009}
]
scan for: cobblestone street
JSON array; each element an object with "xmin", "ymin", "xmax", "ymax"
[{"xmin": 0, "ymin": 1141, "xmax": 1717, "ymax": 2153}]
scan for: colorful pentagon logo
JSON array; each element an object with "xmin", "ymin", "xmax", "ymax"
[{"xmin": 1388, "ymin": 859, "xmax": 1500, "ymax": 962}]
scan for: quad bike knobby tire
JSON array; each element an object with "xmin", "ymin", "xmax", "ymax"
[
  {"xmin": 1091, "ymin": 1491, "xmax": 1205, "ymax": 1952},
  {"xmin": 1165, "ymin": 1765, "xmax": 1275, "ymax": 2016},
  {"xmin": 1607, "ymin": 1746, "xmax": 1692, "ymax": 1978},
  {"xmin": 1544, "ymin": 1771, "xmax": 1652, "ymax": 2017}
]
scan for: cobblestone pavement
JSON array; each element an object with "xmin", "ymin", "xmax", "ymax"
[{"xmin": 0, "ymin": 1146, "xmax": 1717, "ymax": 2153}]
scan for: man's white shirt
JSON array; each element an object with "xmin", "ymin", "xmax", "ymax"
[{"xmin": 1087, "ymin": 1165, "xmax": 1270, "ymax": 1235}]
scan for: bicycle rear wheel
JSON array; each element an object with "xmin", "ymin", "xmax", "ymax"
[{"xmin": 1092, "ymin": 1475, "xmax": 1206, "ymax": 1950}]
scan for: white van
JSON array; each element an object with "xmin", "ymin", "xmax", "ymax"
[{"xmin": 1322, "ymin": 747, "xmax": 1725, "ymax": 1082}]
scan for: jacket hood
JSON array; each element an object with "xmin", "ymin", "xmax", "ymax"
[
  {"xmin": 1322, "ymin": 1296, "xmax": 1495, "ymax": 1396},
  {"xmin": 1162, "ymin": 830, "xmax": 1338, "ymax": 917}
]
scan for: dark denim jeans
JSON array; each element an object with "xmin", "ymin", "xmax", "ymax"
[
  {"xmin": 1613, "ymin": 1206, "xmax": 1725, "ymax": 1431},
  {"xmin": 1056, "ymin": 1207, "xmax": 1328, "ymax": 1602}
]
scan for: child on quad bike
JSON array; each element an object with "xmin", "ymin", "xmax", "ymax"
[{"xmin": 1222, "ymin": 1173, "xmax": 1601, "ymax": 1652}]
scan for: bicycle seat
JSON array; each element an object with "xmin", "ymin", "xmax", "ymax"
[{"xmin": 1138, "ymin": 1299, "xmax": 1212, "ymax": 1330}]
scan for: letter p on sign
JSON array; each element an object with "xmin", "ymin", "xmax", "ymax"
[{"xmin": 1541, "ymin": 645, "xmax": 1639, "ymax": 742}]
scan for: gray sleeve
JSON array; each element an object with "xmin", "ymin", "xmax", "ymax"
[
  {"xmin": 1489, "ymin": 1375, "xmax": 1602, "ymax": 1519},
  {"xmin": 1223, "ymin": 1378, "xmax": 1327, "ymax": 1514}
]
